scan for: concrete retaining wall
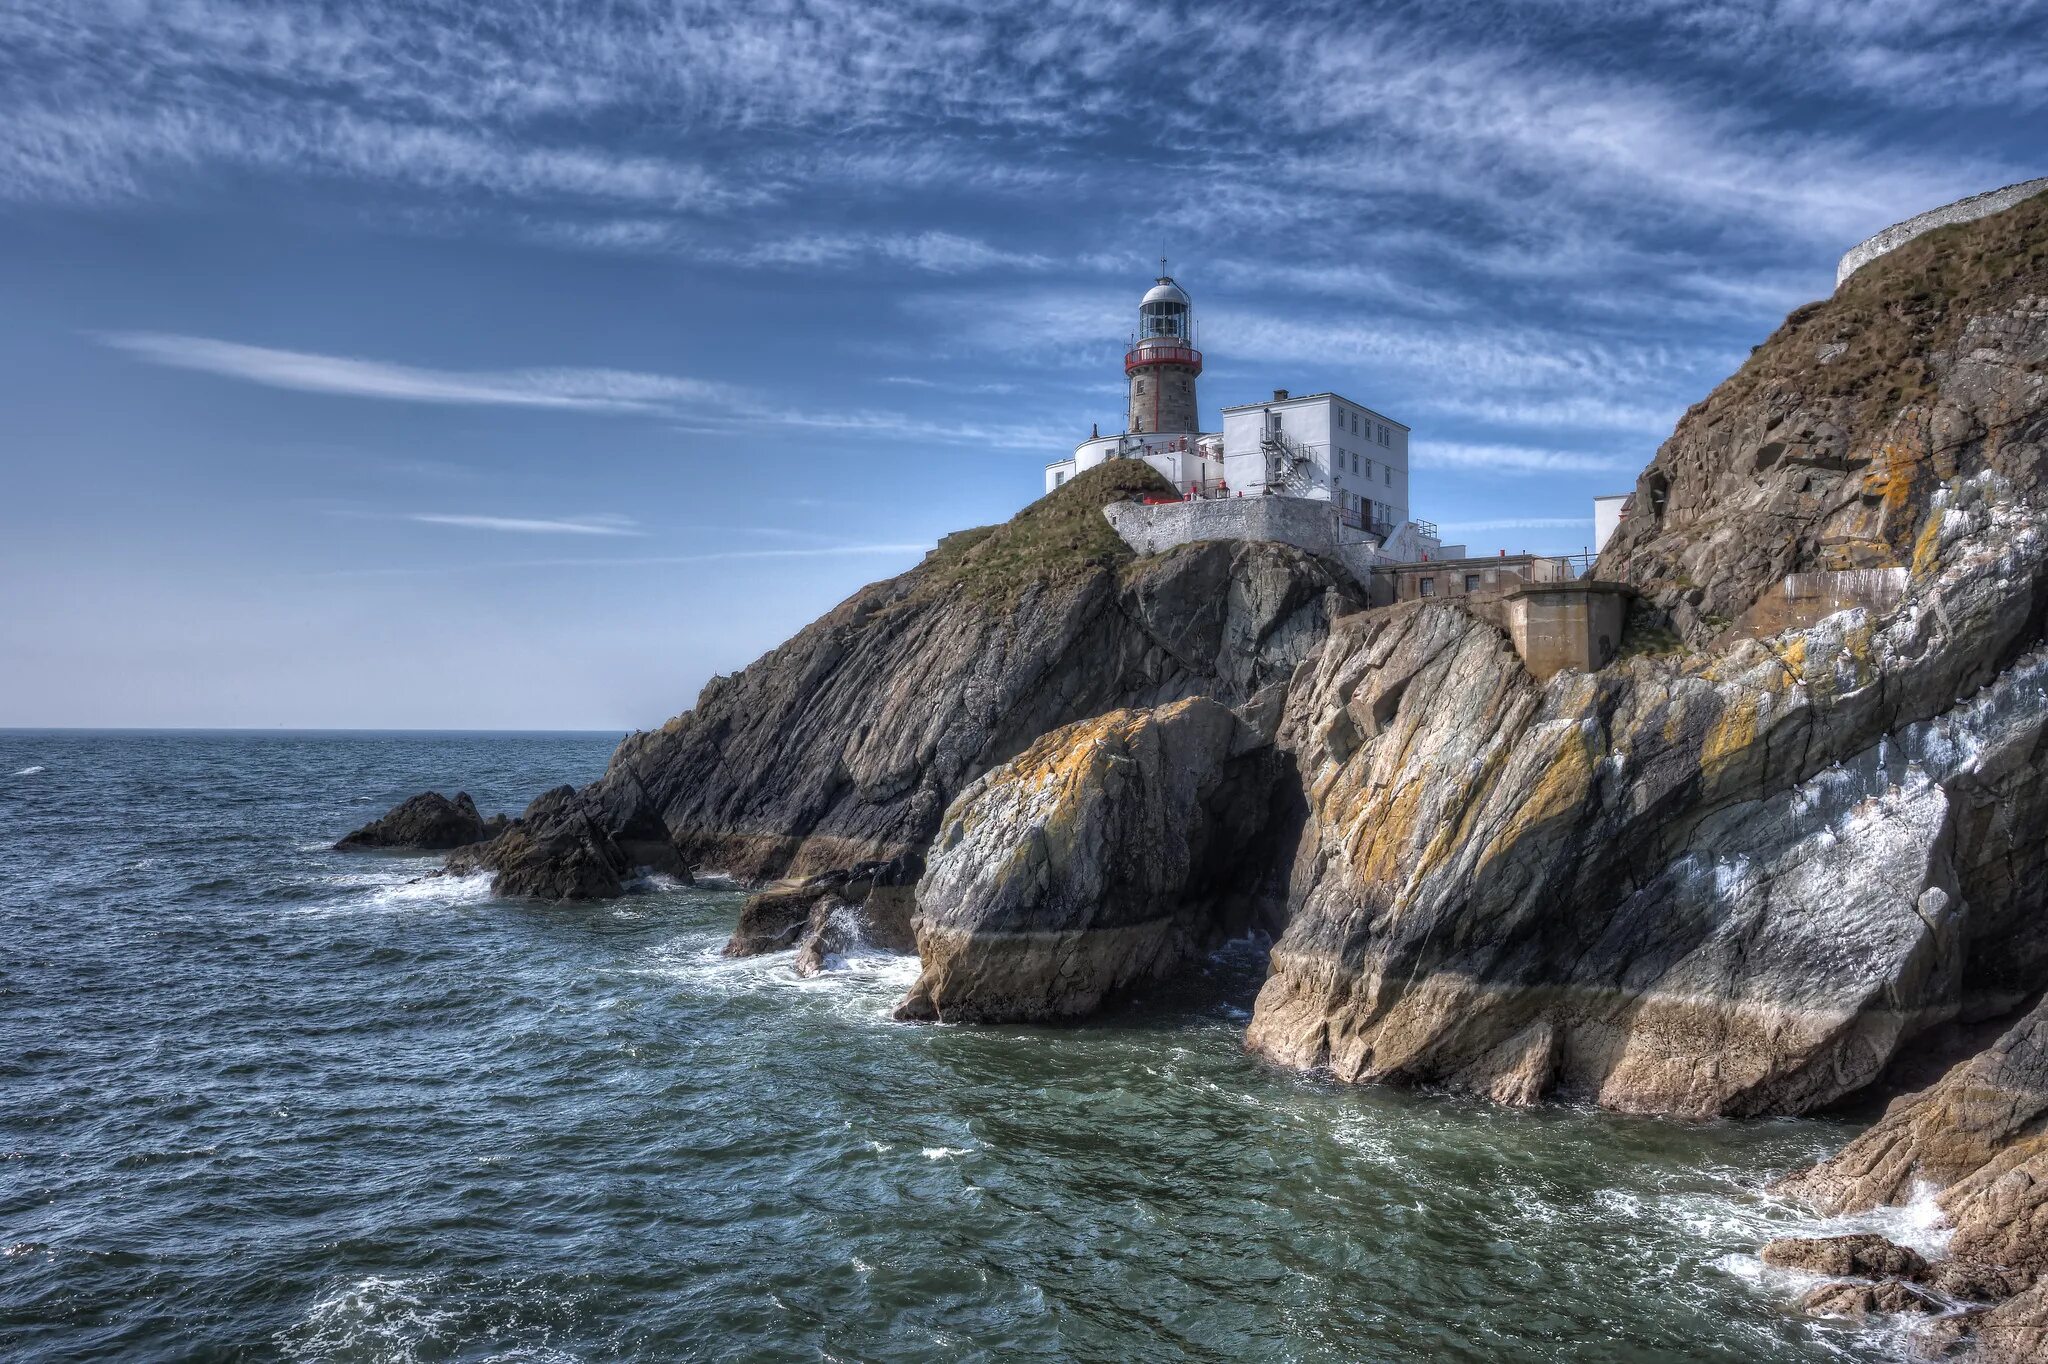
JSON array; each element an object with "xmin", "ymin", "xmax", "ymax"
[
  {"xmin": 1103, "ymin": 497, "xmax": 1384, "ymax": 585},
  {"xmin": 1505, "ymin": 582, "xmax": 1633, "ymax": 682},
  {"xmin": 1836, "ymin": 178, "xmax": 2048, "ymax": 288}
]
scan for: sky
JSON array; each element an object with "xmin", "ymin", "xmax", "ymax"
[{"xmin": 1, "ymin": 1, "xmax": 2043, "ymax": 728}]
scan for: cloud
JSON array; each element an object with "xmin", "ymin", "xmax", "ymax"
[
  {"xmin": 323, "ymin": 543, "xmax": 933, "ymax": 577},
  {"xmin": 1437, "ymin": 515, "xmax": 1595, "ymax": 533},
  {"xmin": 98, "ymin": 332, "xmax": 738, "ymax": 412},
  {"xmin": 1412, "ymin": 442, "xmax": 1631, "ymax": 474},
  {"xmin": 406, "ymin": 514, "xmax": 643, "ymax": 536},
  {"xmin": 1420, "ymin": 394, "xmax": 1683, "ymax": 435}
]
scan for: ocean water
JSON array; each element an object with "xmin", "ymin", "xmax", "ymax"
[{"xmin": 1, "ymin": 731, "xmax": 1944, "ymax": 1362}]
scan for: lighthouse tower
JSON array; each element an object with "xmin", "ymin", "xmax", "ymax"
[
  {"xmin": 1042, "ymin": 266, "xmax": 1223, "ymax": 496},
  {"xmin": 1125, "ymin": 268, "xmax": 1202, "ymax": 436}
]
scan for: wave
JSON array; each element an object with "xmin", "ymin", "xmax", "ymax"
[
  {"xmin": 279, "ymin": 1274, "xmax": 585, "ymax": 1364},
  {"xmin": 12, "ymin": 765, "xmax": 44, "ymax": 776}
]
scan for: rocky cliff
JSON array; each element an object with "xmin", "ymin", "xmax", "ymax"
[
  {"xmin": 1239, "ymin": 193, "xmax": 2048, "ymax": 1118},
  {"xmin": 350, "ymin": 459, "xmax": 1364, "ymax": 925},
  {"xmin": 1599, "ymin": 189, "xmax": 2046, "ymax": 645}
]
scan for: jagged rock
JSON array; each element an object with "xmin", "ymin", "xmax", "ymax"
[
  {"xmin": 1762, "ymin": 1233, "xmax": 1929, "ymax": 1280},
  {"xmin": 1775, "ymin": 999, "xmax": 2048, "ymax": 1214},
  {"xmin": 517, "ymin": 462, "xmax": 1364, "ymax": 891},
  {"xmin": 1771, "ymin": 998, "xmax": 2048, "ymax": 1355},
  {"xmin": 1927, "ymin": 1260, "xmax": 2034, "ymax": 1304},
  {"xmin": 893, "ymin": 697, "xmax": 1279, "ymax": 1023},
  {"xmin": 792, "ymin": 895, "xmax": 916, "ymax": 977},
  {"xmin": 1974, "ymin": 1281, "xmax": 2048, "ymax": 1363},
  {"xmin": 334, "ymin": 791, "xmax": 505, "ymax": 851},
  {"xmin": 445, "ymin": 786, "xmax": 641, "ymax": 902},
  {"xmin": 1599, "ymin": 189, "xmax": 2048, "ymax": 647},
  {"xmin": 1800, "ymin": 1279, "xmax": 1943, "ymax": 1318},
  {"xmin": 722, "ymin": 855, "xmax": 921, "ymax": 967},
  {"xmin": 1245, "ymin": 471, "xmax": 2048, "ymax": 1117},
  {"xmin": 1244, "ymin": 190, "xmax": 2048, "ymax": 1119}
]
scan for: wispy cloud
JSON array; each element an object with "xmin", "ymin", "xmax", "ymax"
[
  {"xmin": 1412, "ymin": 442, "xmax": 1629, "ymax": 474},
  {"xmin": 99, "ymin": 332, "xmax": 738, "ymax": 413},
  {"xmin": 1437, "ymin": 515, "xmax": 1595, "ymax": 533},
  {"xmin": 322, "ymin": 543, "xmax": 932, "ymax": 577},
  {"xmin": 406, "ymin": 513, "xmax": 643, "ymax": 536}
]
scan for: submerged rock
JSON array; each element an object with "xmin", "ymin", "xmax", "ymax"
[
  {"xmin": 1761, "ymin": 1233, "xmax": 1929, "ymax": 1280},
  {"xmin": 334, "ymin": 791, "xmax": 505, "ymax": 851},
  {"xmin": 1800, "ymin": 1279, "xmax": 1942, "ymax": 1318},
  {"xmin": 723, "ymin": 855, "xmax": 921, "ymax": 968},
  {"xmin": 894, "ymin": 697, "xmax": 1279, "ymax": 1023},
  {"xmin": 445, "ymin": 786, "xmax": 650, "ymax": 902}
]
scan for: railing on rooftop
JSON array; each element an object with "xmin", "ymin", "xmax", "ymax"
[{"xmin": 1124, "ymin": 344, "xmax": 1204, "ymax": 375}]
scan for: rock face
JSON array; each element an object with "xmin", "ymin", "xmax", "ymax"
[
  {"xmin": 1761, "ymin": 1233, "xmax": 1929, "ymax": 1280},
  {"xmin": 1598, "ymin": 189, "xmax": 2046, "ymax": 648},
  {"xmin": 894, "ymin": 697, "xmax": 1279, "ymax": 1023},
  {"xmin": 588, "ymin": 463, "xmax": 1360, "ymax": 885},
  {"xmin": 1244, "ymin": 475, "xmax": 2046, "ymax": 1116},
  {"xmin": 341, "ymin": 462, "xmax": 1362, "ymax": 900},
  {"xmin": 723, "ymin": 855, "xmax": 921, "ymax": 974},
  {"xmin": 444, "ymin": 786, "xmax": 644, "ymax": 902},
  {"xmin": 334, "ymin": 791, "xmax": 504, "ymax": 851},
  {"xmin": 1243, "ymin": 190, "xmax": 2048, "ymax": 1119}
]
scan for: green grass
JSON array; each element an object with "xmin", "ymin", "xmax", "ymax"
[{"xmin": 915, "ymin": 459, "xmax": 1176, "ymax": 603}]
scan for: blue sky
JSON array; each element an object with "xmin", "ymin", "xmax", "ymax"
[{"xmin": 2, "ymin": 1, "xmax": 2042, "ymax": 728}]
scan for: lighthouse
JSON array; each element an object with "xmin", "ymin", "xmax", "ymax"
[{"xmin": 1126, "ymin": 269, "xmax": 1202, "ymax": 436}]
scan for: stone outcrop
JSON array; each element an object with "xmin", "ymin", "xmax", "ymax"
[
  {"xmin": 1799, "ymin": 1280, "xmax": 1941, "ymax": 1318},
  {"xmin": 1243, "ymin": 188, "xmax": 2048, "ymax": 1119},
  {"xmin": 1599, "ymin": 188, "xmax": 2046, "ymax": 648},
  {"xmin": 334, "ymin": 791, "xmax": 505, "ymax": 851},
  {"xmin": 342, "ymin": 461, "xmax": 1364, "ymax": 904},
  {"xmin": 723, "ymin": 855, "xmax": 921, "ymax": 973},
  {"xmin": 1761, "ymin": 1233, "xmax": 1929, "ymax": 1280},
  {"xmin": 1243, "ymin": 470, "xmax": 2047, "ymax": 1116},
  {"xmin": 444, "ymin": 786, "xmax": 647, "ymax": 902},
  {"xmin": 894, "ymin": 697, "xmax": 1280, "ymax": 1023},
  {"xmin": 1769, "ymin": 996, "xmax": 2048, "ymax": 1343},
  {"xmin": 587, "ymin": 464, "xmax": 1360, "ymax": 886}
]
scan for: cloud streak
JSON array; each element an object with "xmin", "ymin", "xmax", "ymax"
[
  {"xmin": 322, "ymin": 543, "xmax": 933, "ymax": 577},
  {"xmin": 406, "ymin": 514, "xmax": 644, "ymax": 536},
  {"xmin": 99, "ymin": 332, "xmax": 737, "ymax": 413},
  {"xmin": 1412, "ymin": 442, "xmax": 1630, "ymax": 474}
]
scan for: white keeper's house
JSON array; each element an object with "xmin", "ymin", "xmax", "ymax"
[{"xmin": 1044, "ymin": 268, "xmax": 1458, "ymax": 567}]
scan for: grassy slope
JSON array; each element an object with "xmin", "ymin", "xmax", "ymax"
[
  {"xmin": 1715, "ymin": 188, "xmax": 2047, "ymax": 433},
  {"xmin": 914, "ymin": 459, "xmax": 1176, "ymax": 604}
]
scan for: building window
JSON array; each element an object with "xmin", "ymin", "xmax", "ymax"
[
  {"xmin": 1464, "ymin": 573, "xmax": 1480, "ymax": 591},
  {"xmin": 1381, "ymin": 426, "xmax": 1391, "ymax": 446},
  {"xmin": 1384, "ymin": 467, "xmax": 1391, "ymax": 485},
  {"xmin": 1055, "ymin": 471, "xmax": 1067, "ymax": 486},
  {"xmin": 1351, "ymin": 413, "xmax": 1359, "ymax": 435},
  {"xmin": 1363, "ymin": 457, "xmax": 1372, "ymax": 477},
  {"xmin": 1418, "ymin": 577, "xmax": 1436, "ymax": 597}
]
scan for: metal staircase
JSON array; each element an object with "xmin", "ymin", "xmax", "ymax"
[{"xmin": 1260, "ymin": 428, "xmax": 1317, "ymax": 497}]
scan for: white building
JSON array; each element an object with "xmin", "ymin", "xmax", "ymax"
[
  {"xmin": 1593, "ymin": 493, "xmax": 1630, "ymax": 553},
  {"xmin": 1044, "ymin": 270, "xmax": 1448, "ymax": 563}
]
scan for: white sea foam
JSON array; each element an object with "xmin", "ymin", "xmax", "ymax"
[
  {"xmin": 922, "ymin": 1146, "xmax": 972, "ymax": 1161},
  {"xmin": 367, "ymin": 870, "xmax": 496, "ymax": 910},
  {"xmin": 635, "ymin": 931, "xmax": 920, "ymax": 1021},
  {"xmin": 11, "ymin": 765, "xmax": 44, "ymax": 775},
  {"xmin": 282, "ymin": 1274, "xmax": 584, "ymax": 1364}
]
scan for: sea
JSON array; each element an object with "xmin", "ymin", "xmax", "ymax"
[{"xmin": 1, "ymin": 731, "xmax": 1955, "ymax": 1362}]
